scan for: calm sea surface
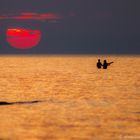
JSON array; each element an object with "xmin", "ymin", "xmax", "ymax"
[{"xmin": 0, "ymin": 55, "xmax": 139, "ymax": 140}]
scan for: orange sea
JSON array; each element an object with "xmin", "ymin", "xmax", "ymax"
[{"xmin": 0, "ymin": 55, "xmax": 139, "ymax": 140}]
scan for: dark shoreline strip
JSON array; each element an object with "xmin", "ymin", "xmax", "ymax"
[{"xmin": 0, "ymin": 100, "xmax": 40, "ymax": 106}]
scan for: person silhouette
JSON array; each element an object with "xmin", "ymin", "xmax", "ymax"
[
  {"xmin": 103, "ymin": 60, "xmax": 113, "ymax": 69},
  {"xmin": 97, "ymin": 59, "xmax": 102, "ymax": 69}
]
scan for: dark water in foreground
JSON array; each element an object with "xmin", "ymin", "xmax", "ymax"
[{"xmin": 0, "ymin": 55, "xmax": 139, "ymax": 140}]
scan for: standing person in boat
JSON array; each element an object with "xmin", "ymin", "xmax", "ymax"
[
  {"xmin": 103, "ymin": 60, "xmax": 113, "ymax": 69},
  {"xmin": 97, "ymin": 59, "xmax": 102, "ymax": 69}
]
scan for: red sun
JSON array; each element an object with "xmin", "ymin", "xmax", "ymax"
[{"xmin": 6, "ymin": 28, "xmax": 41, "ymax": 49}]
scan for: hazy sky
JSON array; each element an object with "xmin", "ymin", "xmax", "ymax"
[{"xmin": 0, "ymin": 0, "xmax": 140, "ymax": 54}]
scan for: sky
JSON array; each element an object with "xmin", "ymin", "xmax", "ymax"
[{"xmin": 0, "ymin": 0, "xmax": 140, "ymax": 54}]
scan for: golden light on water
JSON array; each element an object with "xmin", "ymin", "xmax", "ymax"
[{"xmin": 0, "ymin": 55, "xmax": 139, "ymax": 139}]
